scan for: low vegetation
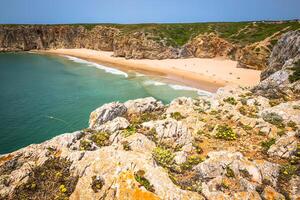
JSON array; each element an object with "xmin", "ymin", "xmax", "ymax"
[
  {"xmin": 223, "ymin": 97, "xmax": 237, "ymax": 105},
  {"xmin": 262, "ymin": 112, "xmax": 284, "ymax": 128},
  {"xmin": 215, "ymin": 125, "xmax": 237, "ymax": 140},
  {"xmin": 170, "ymin": 112, "xmax": 185, "ymax": 120},
  {"xmin": 152, "ymin": 147, "xmax": 174, "ymax": 168},
  {"xmin": 134, "ymin": 170, "xmax": 155, "ymax": 192},
  {"xmin": 90, "ymin": 131, "xmax": 110, "ymax": 147},
  {"xmin": 11, "ymin": 157, "xmax": 78, "ymax": 200},
  {"xmin": 288, "ymin": 60, "xmax": 300, "ymax": 83},
  {"xmin": 260, "ymin": 138, "xmax": 276, "ymax": 152}
]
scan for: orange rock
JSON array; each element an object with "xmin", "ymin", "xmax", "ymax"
[{"xmin": 117, "ymin": 170, "xmax": 160, "ymax": 200}]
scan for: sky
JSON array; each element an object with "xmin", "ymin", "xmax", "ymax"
[{"xmin": 0, "ymin": 0, "xmax": 299, "ymax": 24}]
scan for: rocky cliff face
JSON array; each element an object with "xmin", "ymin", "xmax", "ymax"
[
  {"xmin": 261, "ymin": 30, "xmax": 300, "ymax": 80},
  {"xmin": 0, "ymin": 25, "xmax": 119, "ymax": 52},
  {"xmin": 182, "ymin": 33, "xmax": 236, "ymax": 58},
  {"xmin": 113, "ymin": 32, "xmax": 180, "ymax": 59},
  {"xmin": 1, "ymin": 24, "xmax": 297, "ymax": 70},
  {"xmin": 253, "ymin": 30, "xmax": 300, "ymax": 101}
]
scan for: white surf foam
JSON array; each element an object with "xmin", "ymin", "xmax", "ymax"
[
  {"xmin": 143, "ymin": 80, "xmax": 166, "ymax": 86},
  {"xmin": 168, "ymin": 84, "xmax": 211, "ymax": 96},
  {"xmin": 64, "ymin": 55, "xmax": 128, "ymax": 77},
  {"xmin": 143, "ymin": 78, "xmax": 211, "ymax": 96}
]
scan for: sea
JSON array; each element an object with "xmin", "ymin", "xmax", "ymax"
[{"xmin": 0, "ymin": 52, "xmax": 210, "ymax": 154}]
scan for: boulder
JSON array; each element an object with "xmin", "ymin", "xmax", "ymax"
[
  {"xmin": 89, "ymin": 102, "xmax": 127, "ymax": 129},
  {"xmin": 124, "ymin": 97, "xmax": 164, "ymax": 114},
  {"xmin": 96, "ymin": 117, "xmax": 129, "ymax": 133},
  {"xmin": 268, "ymin": 132, "xmax": 298, "ymax": 158},
  {"xmin": 261, "ymin": 186, "xmax": 285, "ymax": 200},
  {"xmin": 142, "ymin": 118, "xmax": 192, "ymax": 147},
  {"xmin": 260, "ymin": 100, "xmax": 300, "ymax": 125}
]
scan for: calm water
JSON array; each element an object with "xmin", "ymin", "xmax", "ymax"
[{"xmin": 0, "ymin": 53, "xmax": 207, "ymax": 154}]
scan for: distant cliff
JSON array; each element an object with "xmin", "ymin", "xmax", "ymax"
[{"xmin": 1, "ymin": 21, "xmax": 299, "ymax": 70}]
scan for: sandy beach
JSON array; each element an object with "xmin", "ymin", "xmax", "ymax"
[{"xmin": 38, "ymin": 49, "xmax": 261, "ymax": 92}]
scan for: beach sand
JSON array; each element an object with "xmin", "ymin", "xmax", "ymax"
[{"xmin": 38, "ymin": 49, "xmax": 261, "ymax": 92}]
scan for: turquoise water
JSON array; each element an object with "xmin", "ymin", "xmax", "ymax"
[{"xmin": 0, "ymin": 53, "xmax": 206, "ymax": 154}]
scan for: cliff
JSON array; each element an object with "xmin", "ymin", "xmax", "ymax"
[
  {"xmin": 1, "ymin": 21, "xmax": 299, "ymax": 70},
  {"xmin": 0, "ymin": 31, "xmax": 300, "ymax": 200}
]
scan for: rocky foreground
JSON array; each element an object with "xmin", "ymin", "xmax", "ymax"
[{"xmin": 0, "ymin": 32, "xmax": 299, "ymax": 200}]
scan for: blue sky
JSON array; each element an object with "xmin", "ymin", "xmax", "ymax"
[{"xmin": 1, "ymin": 0, "xmax": 299, "ymax": 24}]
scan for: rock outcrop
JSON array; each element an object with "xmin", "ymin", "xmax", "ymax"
[
  {"xmin": 0, "ymin": 25, "xmax": 119, "ymax": 52},
  {"xmin": 253, "ymin": 30, "xmax": 300, "ymax": 101},
  {"xmin": 113, "ymin": 32, "xmax": 179, "ymax": 59},
  {"xmin": 261, "ymin": 30, "xmax": 300, "ymax": 80},
  {"xmin": 182, "ymin": 33, "xmax": 235, "ymax": 58}
]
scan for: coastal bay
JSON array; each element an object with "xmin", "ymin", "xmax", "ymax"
[{"xmin": 41, "ymin": 49, "xmax": 261, "ymax": 91}]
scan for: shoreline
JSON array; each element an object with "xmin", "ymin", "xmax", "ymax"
[{"xmin": 35, "ymin": 49, "xmax": 261, "ymax": 92}]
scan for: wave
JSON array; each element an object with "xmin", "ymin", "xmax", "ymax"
[
  {"xmin": 165, "ymin": 83, "xmax": 210, "ymax": 96},
  {"xmin": 134, "ymin": 72, "xmax": 146, "ymax": 77},
  {"xmin": 169, "ymin": 84, "xmax": 211, "ymax": 96},
  {"xmin": 143, "ymin": 80, "xmax": 166, "ymax": 86},
  {"xmin": 143, "ymin": 79, "xmax": 211, "ymax": 96},
  {"xmin": 64, "ymin": 56, "xmax": 128, "ymax": 77}
]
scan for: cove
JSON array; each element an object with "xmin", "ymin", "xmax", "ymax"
[{"xmin": 0, "ymin": 52, "xmax": 208, "ymax": 154}]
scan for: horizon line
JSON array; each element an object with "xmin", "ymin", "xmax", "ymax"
[{"xmin": 1, "ymin": 18, "xmax": 299, "ymax": 26}]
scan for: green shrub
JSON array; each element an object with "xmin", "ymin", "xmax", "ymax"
[
  {"xmin": 288, "ymin": 61, "xmax": 300, "ymax": 83},
  {"xmin": 215, "ymin": 125, "xmax": 237, "ymax": 140},
  {"xmin": 134, "ymin": 170, "xmax": 155, "ymax": 192},
  {"xmin": 225, "ymin": 166, "xmax": 235, "ymax": 178},
  {"xmin": 223, "ymin": 97, "xmax": 237, "ymax": 105},
  {"xmin": 263, "ymin": 112, "xmax": 284, "ymax": 128},
  {"xmin": 11, "ymin": 158, "xmax": 78, "ymax": 200},
  {"xmin": 287, "ymin": 120, "xmax": 297, "ymax": 131},
  {"xmin": 152, "ymin": 147, "xmax": 174, "ymax": 168},
  {"xmin": 238, "ymin": 105, "xmax": 258, "ymax": 118},
  {"xmin": 121, "ymin": 141, "xmax": 131, "ymax": 151},
  {"xmin": 79, "ymin": 140, "xmax": 93, "ymax": 151},
  {"xmin": 90, "ymin": 132, "xmax": 110, "ymax": 147},
  {"xmin": 170, "ymin": 112, "xmax": 185, "ymax": 120},
  {"xmin": 91, "ymin": 175, "xmax": 105, "ymax": 193},
  {"xmin": 260, "ymin": 138, "xmax": 276, "ymax": 152},
  {"xmin": 279, "ymin": 164, "xmax": 297, "ymax": 182},
  {"xmin": 180, "ymin": 155, "xmax": 203, "ymax": 170},
  {"xmin": 122, "ymin": 125, "xmax": 136, "ymax": 137}
]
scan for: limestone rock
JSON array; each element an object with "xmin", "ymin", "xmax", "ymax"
[
  {"xmin": 124, "ymin": 97, "xmax": 164, "ymax": 114},
  {"xmin": 97, "ymin": 117, "xmax": 129, "ymax": 133},
  {"xmin": 261, "ymin": 30, "xmax": 300, "ymax": 80},
  {"xmin": 89, "ymin": 102, "xmax": 127, "ymax": 129},
  {"xmin": 70, "ymin": 147, "xmax": 204, "ymax": 200},
  {"xmin": 113, "ymin": 32, "xmax": 179, "ymax": 59},
  {"xmin": 261, "ymin": 186, "xmax": 285, "ymax": 200},
  {"xmin": 268, "ymin": 132, "xmax": 298, "ymax": 158},
  {"xmin": 166, "ymin": 97, "xmax": 195, "ymax": 116},
  {"xmin": 260, "ymin": 101, "xmax": 300, "ymax": 125},
  {"xmin": 142, "ymin": 118, "xmax": 192, "ymax": 147},
  {"xmin": 174, "ymin": 151, "xmax": 188, "ymax": 165},
  {"xmin": 182, "ymin": 33, "xmax": 235, "ymax": 58},
  {"xmin": 289, "ymin": 176, "xmax": 300, "ymax": 200},
  {"xmin": 124, "ymin": 133, "xmax": 156, "ymax": 153}
]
